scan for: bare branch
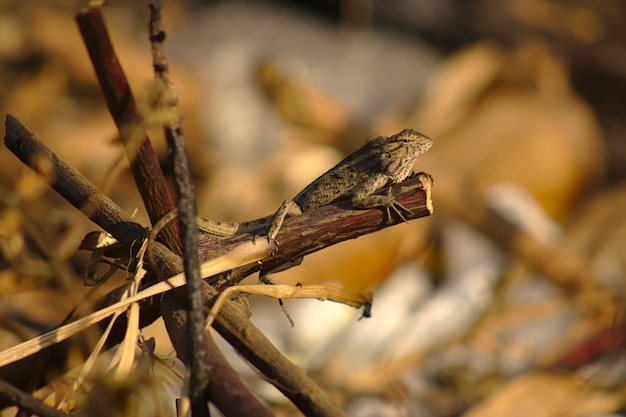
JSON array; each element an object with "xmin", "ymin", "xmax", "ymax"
[
  {"xmin": 147, "ymin": 1, "xmax": 210, "ymax": 413},
  {"xmin": 76, "ymin": 6, "xmax": 181, "ymax": 254},
  {"xmin": 0, "ymin": 379, "xmax": 71, "ymax": 417}
]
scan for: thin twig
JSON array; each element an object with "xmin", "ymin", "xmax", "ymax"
[
  {"xmin": 147, "ymin": 2, "xmax": 209, "ymax": 413},
  {"xmin": 205, "ymin": 284, "xmax": 373, "ymax": 330}
]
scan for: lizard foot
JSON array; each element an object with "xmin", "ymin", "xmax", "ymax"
[{"xmin": 388, "ymin": 200, "xmax": 414, "ymax": 223}]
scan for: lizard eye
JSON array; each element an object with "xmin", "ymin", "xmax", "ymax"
[{"xmin": 384, "ymin": 151, "xmax": 392, "ymax": 158}]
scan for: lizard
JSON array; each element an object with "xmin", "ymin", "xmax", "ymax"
[{"xmin": 196, "ymin": 128, "xmax": 433, "ymax": 244}]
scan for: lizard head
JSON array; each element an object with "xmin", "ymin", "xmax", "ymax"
[{"xmin": 379, "ymin": 129, "xmax": 432, "ymax": 183}]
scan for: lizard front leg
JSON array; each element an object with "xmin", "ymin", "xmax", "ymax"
[
  {"xmin": 262, "ymin": 200, "xmax": 304, "ymax": 286},
  {"xmin": 350, "ymin": 174, "xmax": 413, "ymax": 223},
  {"xmin": 267, "ymin": 199, "xmax": 303, "ymax": 242}
]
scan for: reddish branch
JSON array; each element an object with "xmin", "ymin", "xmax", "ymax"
[{"xmin": 76, "ymin": 6, "xmax": 181, "ymax": 255}]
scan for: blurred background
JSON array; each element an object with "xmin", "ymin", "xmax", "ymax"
[{"xmin": 1, "ymin": 0, "xmax": 625, "ymax": 416}]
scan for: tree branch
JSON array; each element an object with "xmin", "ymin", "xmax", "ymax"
[{"xmin": 76, "ymin": 5, "xmax": 182, "ymax": 254}]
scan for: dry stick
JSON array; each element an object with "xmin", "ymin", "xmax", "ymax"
[
  {"xmin": 147, "ymin": 2, "xmax": 209, "ymax": 415},
  {"xmin": 76, "ymin": 6, "xmax": 181, "ymax": 255},
  {"xmin": 205, "ymin": 284, "xmax": 373, "ymax": 330},
  {"xmin": 0, "ymin": 379, "xmax": 71, "ymax": 417}
]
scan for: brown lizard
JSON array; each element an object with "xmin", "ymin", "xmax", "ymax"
[{"xmin": 196, "ymin": 128, "xmax": 433, "ymax": 243}]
